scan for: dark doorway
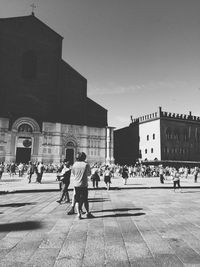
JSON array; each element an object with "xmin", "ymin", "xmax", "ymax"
[
  {"xmin": 65, "ymin": 149, "xmax": 74, "ymax": 165},
  {"xmin": 16, "ymin": 148, "xmax": 31, "ymax": 164}
]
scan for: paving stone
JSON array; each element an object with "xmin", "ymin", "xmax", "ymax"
[
  {"xmin": 27, "ymin": 247, "xmax": 60, "ymax": 267},
  {"xmin": 1, "ymin": 184, "xmax": 200, "ymax": 266}
]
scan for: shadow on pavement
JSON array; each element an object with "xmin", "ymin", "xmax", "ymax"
[
  {"xmin": 93, "ymin": 208, "xmax": 143, "ymax": 213},
  {"xmin": 89, "ymin": 198, "xmax": 110, "ymax": 202},
  {"xmin": 181, "ymin": 190, "xmax": 200, "ymax": 193},
  {"xmin": 95, "ymin": 212, "xmax": 146, "ymax": 218},
  {"xmin": 0, "ymin": 202, "xmax": 37, "ymax": 207},
  {"xmin": 0, "ymin": 221, "xmax": 43, "ymax": 232}
]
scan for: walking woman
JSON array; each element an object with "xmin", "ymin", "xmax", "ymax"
[{"xmin": 56, "ymin": 161, "xmax": 71, "ymax": 203}]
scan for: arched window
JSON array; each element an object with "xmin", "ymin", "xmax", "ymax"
[
  {"xmin": 18, "ymin": 123, "xmax": 33, "ymax": 133},
  {"xmin": 66, "ymin": 141, "xmax": 74, "ymax": 147},
  {"xmin": 147, "ymin": 135, "xmax": 149, "ymax": 141},
  {"xmin": 153, "ymin": 133, "xmax": 155, "ymax": 140},
  {"xmin": 22, "ymin": 50, "xmax": 37, "ymax": 80}
]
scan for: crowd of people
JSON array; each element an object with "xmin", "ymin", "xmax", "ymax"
[{"xmin": 0, "ymin": 155, "xmax": 200, "ymax": 218}]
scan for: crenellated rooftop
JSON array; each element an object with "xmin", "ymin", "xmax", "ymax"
[{"xmin": 130, "ymin": 107, "xmax": 200, "ymax": 125}]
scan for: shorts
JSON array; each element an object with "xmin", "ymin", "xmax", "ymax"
[
  {"xmin": 74, "ymin": 187, "xmax": 88, "ymax": 203},
  {"xmin": 104, "ymin": 176, "xmax": 111, "ymax": 184}
]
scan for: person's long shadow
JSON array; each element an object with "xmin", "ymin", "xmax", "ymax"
[
  {"xmin": 0, "ymin": 202, "xmax": 37, "ymax": 207},
  {"xmin": 93, "ymin": 208, "xmax": 143, "ymax": 213},
  {"xmin": 90, "ymin": 207, "xmax": 145, "ymax": 218},
  {"xmin": 95, "ymin": 212, "xmax": 146, "ymax": 218},
  {"xmin": 0, "ymin": 221, "xmax": 43, "ymax": 232}
]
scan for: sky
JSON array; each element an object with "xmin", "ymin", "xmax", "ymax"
[{"xmin": 1, "ymin": 0, "xmax": 200, "ymax": 129}]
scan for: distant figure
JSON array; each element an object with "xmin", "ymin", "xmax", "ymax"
[
  {"xmin": 172, "ymin": 169, "xmax": 182, "ymax": 192},
  {"xmin": 0, "ymin": 162, "xmax": 4, "ymax": 180},
  {"xmin": 104, "ymin": 166, "xmax": 112, "ymax": 190},
  {"xmin": 10, "ymin": 162, "xmax": 16, "ymax": 177},
  {"xmin": 159, "ymin": 165, "xmax": 165, "ymax": 184},
  {"xmin": 36, "ymin": 162, "xmax": 44, "ymax": 183},
  {"xmin": 193, "ymin": 167, "xmax": 199, "ymax": 183},
  {"xmin": 122, "ymin": 165, "xmax": 129, "ymax": 185},
  {"xmin": 27, "ymin": 161, "xmax": 35, "ymax": 183},
  {"xmin": 91, "ymin": 166, "xmax": 100, "ymax": 188},
  {"xmin": 18, "ymin": 163, "xmax": 24, "ymax": 177}
]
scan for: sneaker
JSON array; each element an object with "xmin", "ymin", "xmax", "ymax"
[
  {"xmin": 56, "ymin": 200, "xmax": 61, "ymax": 204},
  {"xmin": 86, "ymin": 213, "xmax": 94, "ymax": 219},
  {"xmin": 67, "ymin": 207, "xmax": 75, "ymax": 215},
  {"xmin": 80, "ymin": 209, "xmax": 86, "ymax": 215}
]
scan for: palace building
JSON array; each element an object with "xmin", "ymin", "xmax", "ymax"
[
  {"xmin": 114, "ymin": 107, "xmax": 200, "ymax": 165},
  {"xmin": 0, "ymin": 13, "xmax": 114, "ymax": 164}
]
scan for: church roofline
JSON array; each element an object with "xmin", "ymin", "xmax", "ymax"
[
  {"xmin": 0, "ymin": 14, "xmax": 63, "ymax": 40},
  {"xmin": 61, "ymin": 60, "xmax": 87, "ymax": 82},
  {"xmin": 86, "ymin": 97, "xmax": 107, "ymax": 112}
]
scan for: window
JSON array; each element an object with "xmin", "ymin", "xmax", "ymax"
[
  {"xmin": 18, "ymin": 124, "xmax": 33, "ymax": 133},
  {"xmin": 153, "ymin": 134, "xmax": 155, "ymax": 140},
  {"xmin": 147, "ymin": 135, "xmax": 149, "ymax": 141},
  {"xmin": 174, "ymin": 129, "xmax": 180, "ymax": 141},
  {"xmin": 183, "ymin": 129, "xmax": 189, "ymax": 142},
  {"xmin": 166, "ymin": 128, "xmax": 172, "ymax": 140},
  {"xmin": 22, "ymin": 50, "xmax": 37, "ymax": 80},
  {"xmin": 145, "ymin": 149, "xmax": 147, "ymax": 154},
  {"xmin": 151, "ymin": 148, "xmax": 153, "ymax": 153}
]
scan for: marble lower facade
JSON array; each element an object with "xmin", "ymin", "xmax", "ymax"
[{"xmin": 0, "ymin": 117, "xmax": 114, "ymax": 165}]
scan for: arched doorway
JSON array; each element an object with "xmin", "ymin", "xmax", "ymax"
[
  {"xmin": 65, "ymin": 141, "xmax": 75, "ymax": 165},
  {"xmin": 16, "ymin": 124, "xmax": 33, "ymax": 164}
]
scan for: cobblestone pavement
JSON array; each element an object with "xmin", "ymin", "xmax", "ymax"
[{"xmin": 1, "ymin": 187, "xmax": 200, "ymax": 266}]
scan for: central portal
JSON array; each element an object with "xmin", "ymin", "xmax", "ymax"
[
  {"xmin": 16, "ymin": 147, "xmax": 31, "ymax": 164},
  {"xmin": 65, "ymin": 149, "xmax": 74, "ymax": 165}
]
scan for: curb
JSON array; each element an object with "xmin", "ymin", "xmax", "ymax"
[{"xmin": 1, "ymin": 186, "xmax": 200, "ymax": 194}]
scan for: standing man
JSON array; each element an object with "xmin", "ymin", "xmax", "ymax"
[
  {"xmin": 68, "ymin": 152, "xmax": 93, "ymax": 219},
  {"xmin": 37, "ymin": 162, "xmax": 44, "ymax": 183}
]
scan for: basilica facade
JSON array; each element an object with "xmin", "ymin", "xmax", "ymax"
[{"xmin": 0, "ymin": 13, "xmax": 114, "ymax": 164}]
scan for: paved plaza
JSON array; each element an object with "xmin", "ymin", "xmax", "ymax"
[{"xmin": 0, "ymin": 174, "xmax": 200, "ymax": 266}]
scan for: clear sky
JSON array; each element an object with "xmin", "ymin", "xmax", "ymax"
[{"xmin": 1, "ymin": 0, "xmax": 200, "ymax": 129}]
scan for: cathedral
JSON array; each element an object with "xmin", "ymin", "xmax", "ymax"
[{"xmin": 0, "ymin": 13, "xmax": 114, "ymax": 164}]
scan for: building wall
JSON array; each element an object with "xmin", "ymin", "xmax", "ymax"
[
  {"xmin": 160, "ymin": 117, "xmax": 200, "ymax": 161},
  {"xmin": 0, "ymin": 15, "xmax": 62, "ymax": 124},
  {"xmin": 0, "ymin": 117, "xmax": 113, "ymax": 164},
  {"xmin": 114, "ymin": 123, "xmax": 139, "ymax": 165},
  {"xmin": 139, "ymin": 119, "xmax": 161, "ymax": 161}
]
